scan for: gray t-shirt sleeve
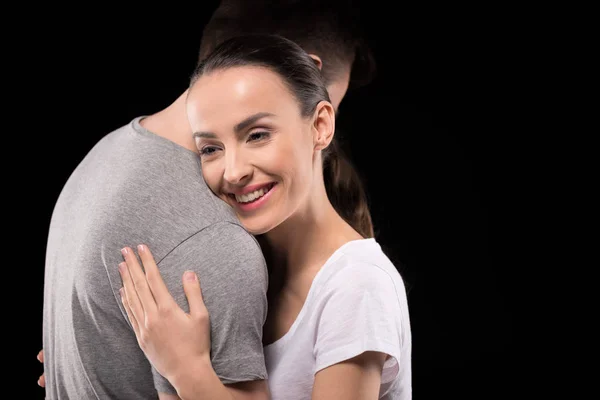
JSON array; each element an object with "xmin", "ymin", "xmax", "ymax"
[{"xmin": 151, "ymin": 221, "xmax": 269, "ymax": 393}]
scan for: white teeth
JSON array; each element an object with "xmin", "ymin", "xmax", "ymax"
[{"xmin": 235, "ymin": 187, "xmax": 269, "ymax": 203}]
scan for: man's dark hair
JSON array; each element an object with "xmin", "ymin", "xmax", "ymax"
[{"xmin": 198, "ymin": 0, "xmax": 376, "ymax": 89}]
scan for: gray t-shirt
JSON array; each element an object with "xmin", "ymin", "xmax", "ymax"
[{"xmin": 42, "ymin": 117, "xmax": 268, "ymax": 399}]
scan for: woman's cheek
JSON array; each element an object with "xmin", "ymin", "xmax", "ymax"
[{"xmin": 201, "ymin": 163, "xmax": 221, "ymax": 193}]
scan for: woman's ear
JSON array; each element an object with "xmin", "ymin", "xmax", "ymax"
[
  {"xmin": 308, "ymin": 54, "xmax": 323, "ymax": 70},
  {"xmin": 313, "ymin": 101, "xmax": 335, "ymax": 151}
]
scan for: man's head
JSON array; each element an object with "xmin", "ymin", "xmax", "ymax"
[{"xmin": 197, "ymin": 0, "xmax": 376, "ymax": 111}]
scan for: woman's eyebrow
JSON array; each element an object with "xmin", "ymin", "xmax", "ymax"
[{"xmin": 193, "ymin": 112, "xmax": 275, "ymax": 140}]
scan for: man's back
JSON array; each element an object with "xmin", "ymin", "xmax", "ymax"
[{"xmin": 43, "ymin": 117, "xmax": 268, "ymax": 399}]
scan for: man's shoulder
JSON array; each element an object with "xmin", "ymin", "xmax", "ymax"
[
  {"xmin": 93, "ymin": 116, "xmax": 142, "ymax": 147},
  {"xmin": 174, "ymin": 221, "xmax": 263, "ymax": 262},
  {"xmin": 158, "ymin": 221, "xmax": 268, "ymax": 293},
  {"xmin": 67, "ymin": 118, "xmax": 139, "ymax": 168}
]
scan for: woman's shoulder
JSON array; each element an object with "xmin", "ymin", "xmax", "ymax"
[
  {"xmin": 336, "ymin": 238, "xmax": 401, "ymax": 276},
  {"xmin": 317, "ymin": 238, "xmax": 407, "ymax": 297}
]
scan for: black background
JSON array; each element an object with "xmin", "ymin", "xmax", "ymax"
[{"xmin": 18, "ymin": 1, "xmax": 516, "ymax": 399}]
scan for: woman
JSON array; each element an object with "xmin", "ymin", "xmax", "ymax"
[{"xmin": 118, "ymin": 34, "xmax": 411, "ymax": 399}]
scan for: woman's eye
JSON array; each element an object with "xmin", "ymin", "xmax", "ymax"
[
  {"xmin": 200, "ymin": 146, "xmax": 218, "ymax": 156},
  {"xmin": 248, "ymin": 131, "xmax": 269, "ymax": 142}
]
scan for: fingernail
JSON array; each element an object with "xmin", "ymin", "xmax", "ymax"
[
  {"xmin": 184, "ymin": 271, "xmax": 197, "ymax": 282},
  {"xmin": 138, "ymin": 244, "xmax": 145, "ymax": 253},
  {"xmin": 118, "ymin": 262, "xmax": 126, "ymax": 274},
  {"xmin": 121, "ymin": 247, "xmax": 128, "ymax": 256}
]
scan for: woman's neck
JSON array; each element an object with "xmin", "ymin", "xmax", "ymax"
[{"xmin": 263, "ymin": 187, "xmax": 363, "ymax": 284}]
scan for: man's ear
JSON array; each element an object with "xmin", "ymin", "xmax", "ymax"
[
  {"xmin": 308, "ymin": 54, "xmax": 323, "ymax": 70},
  {"xmin": 313, "ymin": 101, "xmax": 335, "ymax": 151}
]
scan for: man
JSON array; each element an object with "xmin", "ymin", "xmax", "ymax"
[{"xmin": 41, "ymin": 1, "xmax": 375, "ymax": 399}]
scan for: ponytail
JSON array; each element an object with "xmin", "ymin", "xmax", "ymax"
[{"xmin": 323, "ymin": 138, "xmax": 374, "ymax": 238}]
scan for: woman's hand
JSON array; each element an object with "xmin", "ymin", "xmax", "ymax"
[{"xmin": 118, "ymin": 244, "xmax": 212, "ymax": 383}]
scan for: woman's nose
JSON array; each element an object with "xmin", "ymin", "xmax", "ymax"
[{"xmin": 223, "ymin": 152, "xmax": 252, "ymax": 184}]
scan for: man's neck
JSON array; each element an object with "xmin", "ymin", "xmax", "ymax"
[{"xmin": 139, "ymin": 89, "xmax": 196, "ymax": 152}]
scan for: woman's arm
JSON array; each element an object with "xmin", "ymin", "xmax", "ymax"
[
  {"xmin": 311, "ymin": 351, "xmax": 387, "ymax": 400},
  {"xmin": 171, "ymin": 370, "xmax": 269, "ymax": 400},
  {"xmin": 119, "ymin": 245, "xmax": 269, "ymax": 400}
]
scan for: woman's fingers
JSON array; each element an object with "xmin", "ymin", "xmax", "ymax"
[
  {"xmin": 119, "ymin": 246, "xmax": 206, "ymax": 339},
  {"xmin": 120, "ymin": 247, "xmax": 157, "ymax": 314},
  {"xmin": 38, "ymin": 373, "xmax": 45, "ymax": 387},
  {"xmin": 118, "ymin": 261, "xmax": 147, "ymax": 326},
  {"xmin": 182, "ymin": 271, "xmax": 208, "ymax": 318},
  {"xmin": 37, "ymin": 349, "xmax": 45, "ymax": 387},
  {"xmin": 136, "ymin": 245, "xmax": 177, "ymax": 309},
  {"xmin": 120, "ymin": 287, "xmax": 140, "ymax": 336}
]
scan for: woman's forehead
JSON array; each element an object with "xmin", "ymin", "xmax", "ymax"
[
  {"xmin": 193, "ymin": 66, "xmax": 290, "ymax": 98},
  {"xmin": 188, "ymin": 67, "xmax": 299, "ymax": 124}
]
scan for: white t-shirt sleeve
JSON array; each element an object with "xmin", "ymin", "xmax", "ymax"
[{"xmin": 313, "ymin": 261, "xmax": 405, "ymax": 382}]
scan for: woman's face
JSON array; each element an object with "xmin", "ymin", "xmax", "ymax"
[{"xmin": 187, "ymin": 66, "xmax": 325, "ymax": 235}]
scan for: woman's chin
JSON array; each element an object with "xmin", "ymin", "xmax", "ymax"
[
  {"xmin": 239, "ymin": 218, "xmax": 276, "ymax": 236},
  {"xmin": 243, "ymin": 224, "xmax": 270, "ymax": 236}
]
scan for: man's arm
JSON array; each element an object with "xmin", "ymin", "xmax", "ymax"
[{"xmin": 147, "ymin": 221, "xmax": 270, "ymax": 399}]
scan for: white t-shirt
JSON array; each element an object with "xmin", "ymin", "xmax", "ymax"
[{"xmin": 264, "ymin": 239, "xmax": 412, "ymax": 399}]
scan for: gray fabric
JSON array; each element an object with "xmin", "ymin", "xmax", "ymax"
[{"xmin": 42, "ymin": 117, "xmax": 268, "ymax": 399}]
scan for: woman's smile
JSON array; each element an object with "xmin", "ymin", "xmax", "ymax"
[{"xmin": 227, "ymin": 182, "xmax": 278, "ymax": 213}]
